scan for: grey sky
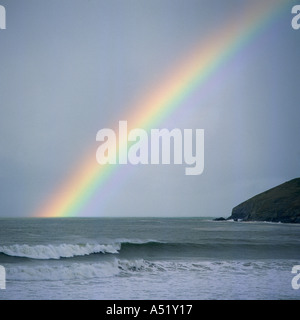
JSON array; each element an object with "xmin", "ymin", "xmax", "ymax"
[{"xmin": 0, "ymin": 0, "xmax": 299, "ymax": 217}]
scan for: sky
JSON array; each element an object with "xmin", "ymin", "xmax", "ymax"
[{"xmin": 0, "ymin": 0, "xmax": 299, "ymax": 218}]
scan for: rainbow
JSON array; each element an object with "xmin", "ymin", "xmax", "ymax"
[{"xmin": 34, "ymin": 0, "xmax": 291, "ymax": 217}]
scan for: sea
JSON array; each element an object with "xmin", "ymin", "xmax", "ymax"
[{"xmin": 0, "ymin": 217, "xmax": 299, "ymax": 300}]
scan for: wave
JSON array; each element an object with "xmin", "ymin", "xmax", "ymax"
[
  {"xmin": 1, "ymin": 238, "xmax": 297, "ymax": 261},
  {"xmin": 0, "ymin": 243, "xmax": 120, "ymax": 260},
  {"xmin": 6, "ymin": 259, "xmax": 161, "ymax": 281},
  {"xmin": 6, "ymin": 259, "xmax": 295, "ymax": 281},
  {"xmin": 0, "ymin": 240, "xmax": 208, "ymax": 261},
  {"xmin": 0, "ymin": 240, "xmax": 164, "ymax": 260}
]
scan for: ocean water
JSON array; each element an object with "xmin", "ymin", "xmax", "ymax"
[{"xmin": 0, "ymin": 217, "xmax": 300, "ymax": 300}]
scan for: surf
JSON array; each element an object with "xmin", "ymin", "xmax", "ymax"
[{"xmin": 0, "ymin": 243, "xmax": 120, "ymax": 260}]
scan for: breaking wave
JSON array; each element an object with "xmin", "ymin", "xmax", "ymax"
[
  {"xmin": 1, "ymin": 239, "xmax": 294, "ymax": 261},
  {"xmin": 0, "ymin": 243, "xmax": 120, "ymax": 260},
  {"xmin": 0, "ymin": 240, "xmax": 165, "ymax": 260},
  {"xmin": 6, "ymin": 259, "xmax": 163, "ymax": 281},
  {"xmin": 6, "ymin": 259, "xmax": 292, "ymax": 281}
]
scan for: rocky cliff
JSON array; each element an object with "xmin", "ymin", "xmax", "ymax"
[{"xmin": 228, "ymin": 178, "xmax": 300, "ymax": 223}]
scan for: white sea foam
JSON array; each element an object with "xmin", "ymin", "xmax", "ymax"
[
  {"xmin": 0, "ymin": 239, "xmax": 164, "ymax": 260},
  {"xmin": 6, "ymin": 259, "xmax": 292, "ymax": 282},
  {"xmin": 6, "ymin": 259, "xmax": 202, "ymax": 281},
  {"xmin": 6, "ymin": 259, "xmax": 156, "ymax": 281},
  {"xmin": 3, "ymin": 258, "xmax": 299, "ymax": 300},
  {"xmin": 7, "ymin": 262, "xmax": 116, "ymax": 281},
  {"xmin": 0, "ymin": 243, "xmax": 120, "ymax": 259}
]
